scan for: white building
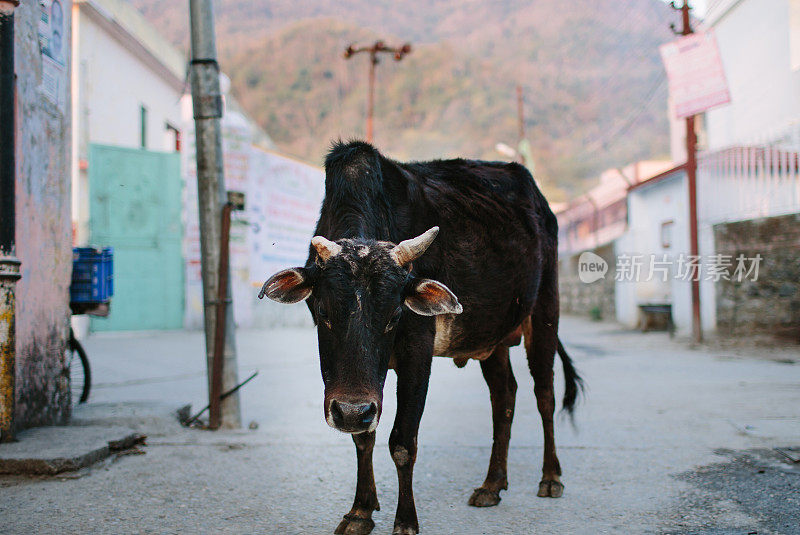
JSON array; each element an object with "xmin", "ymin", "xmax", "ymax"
[
  {"xmin": 71, "ymin": 0, "xmax": 185, "ymax": 245},
  {"xmin": 71, "ymin": 0, "xmax": 325, "ymax": 332},
  {"xmin": 614, "ymin": 166, "xmax": 695, "ymax": 333},
  {"xmin": 558, "ymin": 161, "xmax": 674, "ymax": 257},
  {"xmin": 652, "ymin": 0, "xmax": 800, "ymax": 338},
  {"xmin": 556, "ymin": 161, "xmax": 672, "ymax": 321},
  {"xmin": 703, "ymin": 0, "xmax": 800, "ymax": 147},
  {"xmin": 697, "ymin": 0, "xmax": 800, "ymax": 227},
  {"xmin": 179, "ymin": 87, "xmax": 323, "ymax": 330},
  {"xmin": 699, "ymin": 0, "xmax": 800, "ymax": 337},
  {"xmin": 70, "ymin": 0, "xmax": 187, "ymax": 332}
]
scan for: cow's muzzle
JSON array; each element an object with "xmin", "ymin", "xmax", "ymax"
[{"xmin": 326, "ymin": 398, "xmax": 379, "ymax": 434}]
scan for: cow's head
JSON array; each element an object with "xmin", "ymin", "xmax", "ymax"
[{"xmin": 259, "ymin": 227, "xmax": 462, "ymax": 434}]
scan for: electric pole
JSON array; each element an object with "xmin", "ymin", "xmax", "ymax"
[
  {"xmin": 517, "ymin": 85, "xmax": 525, "ymax": 146},
  {"xmin": 516, "ymin": 84, "xmax": 526, "ymax": 165},
  {"xmin": 670, "ymin": 0, "xmax": 702, "ymax": 344},
  {"xmin": 344, "ymin": 40, "xmax": 411, "ymax": 143},
  {"xmin": 189, "ymin": 0, "xmax": 241, "ymax": 428}
]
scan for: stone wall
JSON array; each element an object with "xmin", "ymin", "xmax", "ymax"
[
  {"xmin": 13, "ymin": 1, "xmax": 73, "ymax": 428},
  {"xmin": 714, "ymin": 213, "xmax": 800, "ymax": 342},
  {"xmin": 559, "ymin": 244, "xmax": 616, "ymax": 321}
]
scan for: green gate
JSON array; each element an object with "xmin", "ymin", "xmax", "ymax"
[{"xmin": 89, "ymin": 144, "xmax": 184, "ymax": 331}]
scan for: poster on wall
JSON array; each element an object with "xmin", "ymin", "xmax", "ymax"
[
  {"xmin": 181, "ymin": 108, "xmax": 325, "ymax": 328},
  {"xmin": 38, "ymin": 0, "xmax": 68, "ymax": 109},
  {"xmin": 181, "ymin": 113, "xmax": 256, "ymax": 328},
  {"xmin": 247, "ymin": 148, "xmax": 325, "ymax": 283}
]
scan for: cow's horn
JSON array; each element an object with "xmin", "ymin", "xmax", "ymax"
[
  {"xmin": 391, "ymin": 226, "xmax": 439, "ymax": 266},
  {"xmin": 311, "ymin": 236, "xmax": 342, "ymax": 262}
]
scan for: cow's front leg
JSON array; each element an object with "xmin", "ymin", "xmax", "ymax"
[
  {"xmin": 335, "ymin": 431, "xmax": 380, "ymax": 535},
  {"xmin": 389, "ymin": 348, "xmax": 432, "ymax": 534}
]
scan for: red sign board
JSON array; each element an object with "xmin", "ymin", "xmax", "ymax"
[{"xmin": 660, "ymin": 31, "xmax": 731, "ymax": 118}]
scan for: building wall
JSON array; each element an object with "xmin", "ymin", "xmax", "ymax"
[
  {"xmin": 14, "ymin": 1, "xmax": 73, "ymax": 428},
  {"xmin": 73, "ymin": 6, "xmax": 181, "ymax": 150},
  {"xmin": 180, "ymin": 98, "xmax": 325, "ymax": 330},
  {"xmin": 71, "ymin": 3, "xmax": 183, "ymax": 245},
  {"xmin": 705, "ymin": 0, "xmax": 800, "ymax": 147},
  {"xmin": 695, "ymin": 134, "xmax": 800, "ymax": 336},
  {"xmin": 690, "ymin": 0, "xmax": 800, "ymax": 336},
  {"xmin": 557, "ymin": 162, "xmax": 673, "ymax": 257},
  {"xmin": 615, "ymin": 172, "xmax": 694, "ymax": 334},
  {"xmin": 246, "ymin": 147, "xmax": 325, "ymax": 328},
  {"xmin": 559, "ymin": 244, "xmax": 616, "ymax": 321},
  {"xmin": 714, "ymin": 213, "xmax": 800, "ymax": 341}
]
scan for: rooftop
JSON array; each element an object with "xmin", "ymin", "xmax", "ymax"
[{"xmin": 76, "ymin": 0, "xmax": 185, "ymax": 83}]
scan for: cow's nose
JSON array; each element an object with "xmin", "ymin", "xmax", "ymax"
[{"xmin": 330, "ymin": 400, "xmax": 378, "ymax": 431}]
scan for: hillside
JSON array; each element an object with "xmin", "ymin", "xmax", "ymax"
[{"xmin": 128, "ymin": 0, "xmax": 676, "ymax": 198}]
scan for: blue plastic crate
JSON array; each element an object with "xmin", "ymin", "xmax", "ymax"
[{"xmin": 70, "ymin": 247, "xmax": 114, "ymax": 303}]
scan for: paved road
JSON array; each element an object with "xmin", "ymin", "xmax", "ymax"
[{"xmin": 1, "ymin": 316, "xmax": 799, "ymax": 534}]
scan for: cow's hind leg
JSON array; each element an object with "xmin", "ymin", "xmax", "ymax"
[
  {"xmin": 468, "ymin": 345, "xmax": 517, "ymax": 507},
  {"xmin": 335, "ymin": 431, "xmax": 380, "ymax": 535},
  {"xmin": 523, "ymin": 274, "xmax": 564, "ymax": 498}
]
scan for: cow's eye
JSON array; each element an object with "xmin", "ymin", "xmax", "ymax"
[
  {"xmin": 385, "ymin": 307, "xmax": 402, "ymax": 333},
  {"xmin": 317, "ymin": 305, "xmax": 331, "ymax": 328}
]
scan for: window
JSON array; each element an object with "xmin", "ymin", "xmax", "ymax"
[
  {"xmin": 140, "ymin": 105, "xmax": 148, "ymax": 148},
  {"xmin": 165, "ymin": 123, "xmax": 181, "ymax": 152},
  {"xmin": 661, "ymin": 220, "xmax": 674, "ymax": 249}
]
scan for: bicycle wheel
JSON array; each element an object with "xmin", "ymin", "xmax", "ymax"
[{"xmin": 68, "ymin": 329, "xmax": 91, "ymax": 404}]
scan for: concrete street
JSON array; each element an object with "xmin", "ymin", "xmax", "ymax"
[{"xmin": 1, "ymin": 316, "xmax": 799, "ymax": 534}]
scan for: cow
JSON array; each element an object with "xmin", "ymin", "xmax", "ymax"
[{"xmin": 259, "ymin": 140, "xmax": 583, "ymax": 535}]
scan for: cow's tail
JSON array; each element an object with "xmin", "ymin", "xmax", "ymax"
[{"xmin": 557, "ymin": 337, "xmax": 584, "ymax": 416}]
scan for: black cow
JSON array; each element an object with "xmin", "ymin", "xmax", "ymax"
[{"xmin": 260, "ymin": 141, "xmax": 582, "ymax": 535}]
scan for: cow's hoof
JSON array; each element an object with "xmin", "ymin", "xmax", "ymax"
[
  {"xmin": 334, "ymin": 514, "xmax": 375, "ymax": 535},
  {"xmin": 537, "ymin": 479, "xmax": 564, "ymax": 498},
  {"xmin": 391, "ymin": 524, "xmax": 418, "ymax": 535},
  {"xmin": 468, "ymin": 487, "xmax": 502, "ymax": 507}
]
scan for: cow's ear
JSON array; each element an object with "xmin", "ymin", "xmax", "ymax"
[
  {"xmin": 259, "ymin": 267, "xmax": 312, "ymax": 304},
  {"xmin": 405, "ymin": 279, "xmax": 463, "ymax": 316}
]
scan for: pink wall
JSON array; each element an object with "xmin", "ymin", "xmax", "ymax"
[{"xmin": 13, "ymin": 1, "xmax": 73, "ymax": 428}]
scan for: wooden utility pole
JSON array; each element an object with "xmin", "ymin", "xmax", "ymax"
[
  {"xmin": 189, "ymin": 0, "xmax": 241, "ymax": 429},
  {"xmin": 344, "ymin": 41, "xmax": 411, "ymax": 142},
  {"xmin": 670, "ymin": 0, "xmax": 702, "ymax": 343}
]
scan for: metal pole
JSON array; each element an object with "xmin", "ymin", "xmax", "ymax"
[
  {"xmin": 344, "ymin": 41, "xmax": 411, "ymax": 144},
  {"xmin": 674, "ymin": 0, "xmax": 702, "ymax": 343},
  {"xmin": 516, "ymin": 84, "xmax": 525, "ymax": 165},
  {"xmin": 367, "ymin": 51, "xmax": 376, "ymax": 142},
  {"xmin": 189, "ymin": 0, "xmax": 241, "ymax": 428},
  {"xmin": 0, "ymin": 0, "xmax": 20, "ymax": 443},
  {"xmin": 208, "ymin": 202, "xmax": 232, "ymax": 429},
  {"xmin": 517, "ymin": 85, "xmax": 524, "ymax": 143},
  {"xmin": 686, "ymin": 114, "xmax": 701, "ymax": 343}
]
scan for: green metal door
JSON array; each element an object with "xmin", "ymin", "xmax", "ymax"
[{"xmin": 89, "ymin": 144, "xmax": 184, "ymax": 331}]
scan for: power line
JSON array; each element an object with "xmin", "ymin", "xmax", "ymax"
[
  {"xmin": 578, "ymin": 0, "xmax": 675, "ymax": 110},
  {"xmin": 580, "ymin": 73, "xmax": 667, "ymax": 157},
  {"xmin": 522, "ymin": 0, "xmax": 673, "ymax": 147},
  {"xmin": 577, "ymin": 0, "xmax": 696, "ymax": 159}
]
